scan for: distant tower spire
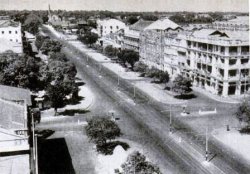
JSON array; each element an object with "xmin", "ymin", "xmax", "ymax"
[{"xmin": 48, "ymin": 4, "xmax": 52, "ymax": 21}]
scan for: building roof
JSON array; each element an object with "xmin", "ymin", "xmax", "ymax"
[
  {"xmin": 190, "ymin": 29, "xmax": 249, "ymax": 42},
  {"xmin": 144, "ymin": 18, "xmax": 180, "ymax": 31},
  {"xmin": 0, "ymin": 85, "xmax": 31, "ymax": 106},
  {"xmin": 214, "ymin": 16, "xmax": 249, "ymax": 26},
  {"xmin": 98, "ymin": 18, "xmax": 125, "ymax": 25},
  {"xmin": 0, "ymin": 20, "xmax": 19, "ymax": 28},
  {"xmin": 129, "ymin": 19, "xmax": 154, "ymax": 31}
]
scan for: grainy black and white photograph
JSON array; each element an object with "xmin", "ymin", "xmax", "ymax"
[{"xmin": 0, "ymin": 0, "xmax": 249, "ymax": 173}]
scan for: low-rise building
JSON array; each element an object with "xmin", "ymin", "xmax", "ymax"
[
  {"xmin": 0, "ymin": 16, "xmax": 23, "ymax": 54},
  {"xmin": 97, "ymin": 18, "xmax": 126, "ymax": 37},
  {"xmin": 0, "ymin": 85, "xmax": 32, "ymax": 173},
  {"xmin": 123, "ymin": 19, "xmax": 153, "ymax": 52},
  {"xmin": 209, "ymin": 16, "xmax": 249, "ymax": 31}
]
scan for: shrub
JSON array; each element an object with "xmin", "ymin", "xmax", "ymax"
[{"xmin": 96, "ymin": 141, "xmax": 130, "ymax": 155}]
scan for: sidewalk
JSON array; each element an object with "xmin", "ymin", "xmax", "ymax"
[
  {"xmin": 67, "ymin": 38, "xmax": 185, "ymax": 105},
  {"xmin": 41, "ymin": 78, "xmax": 94, "ymax": 119},
  {"xmin": 193, "ymin": 87, "xmax": 241, "ymax": 104}
]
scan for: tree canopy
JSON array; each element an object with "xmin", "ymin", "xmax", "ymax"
[
  {"xmin": 0, "ymin": 52, "xmax": 44, "ymax": 91},
  {"xmin": 23, "ymin": 13, "xmax": 43, "ymax": 34},
  {"xmin": 121, "ymin": 151, "xmax": 162, "ymax": 174},
  {"xmin": 172, "ymin": 75, "xmax": 192, "ymax": 95},
  {"xmin": 235, "ymin": 102, "xmax": 250, "ymax": 125},
  {"xmin": 40, "ymin": 39, "xmax": 62, "ymax": 55},
  {"xmin": 117, "ymin": 49, "xmax": 139, "ymax": 69},
  {"xmin": 85, "ymin": 117, "xmax": 121, "ymax": 145},
  {"xmin": 78, "ymin": 32, "xmax": 98, "ymax": 47}
]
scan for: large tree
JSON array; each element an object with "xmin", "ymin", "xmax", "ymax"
[
  {"xmin": 0, "ymin": 52, "xmax": 44, "ymax": 91},
  {"xmin": 104, "ymin": 45, "xmax": 118, "ymax": 57},
  {"xmin": 85, "ymin": 117, "xmax": 121, "ymax": 145},
  {"xmin": 172, "ymin": 75, "xmax": 192, "ymax": 95},
  {"xmin": 121, "ymin": 151, "xmax": 162, "ymax": 174},
  {"xmin": 235, "ymin": 102, "xmax": 250, "ymax": 126},
  {"xmin": 117, "ymin": 49, "xmax": 139, "ymax": 69},
  {"xmin": 78, "ymin": 32, "xmax": 98, "ymax": 47},
  {"xmin": 40, "ymin": 39, "xmax": 62, "ymax": 55},
  {"xmin": 35, "ymin": 34, "xmax": 49, "ymax": 50},
  {"xmin": 23, "ymin": 13, "xmax": 43, "ymax": 34}
]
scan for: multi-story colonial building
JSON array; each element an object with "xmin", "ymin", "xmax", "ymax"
[
  {"xmin": 139, "ymin": 17, "xmax": 249, "ymax": 97},
  {"xmin": 0, "ymin": 16, "xmax": 23, "ymax": 54},
  {"xmin": 123, "ymin": 19, "xmax": 153, "ymax": 52},
  {"xmin": 139, "ymin": 18, "xmax": 183, "ymax": 71},
  {"xmin": 183, "ymin": 29, "xmax": 249, "ymax": 96},
  {"xmin": 96, "ymin": 18, "xmax": 126, "ymax": 37}
]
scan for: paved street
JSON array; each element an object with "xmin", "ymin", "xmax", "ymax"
[{"xmin": 40, "ymin": 25, "xmax": 250, "ymax": 174}]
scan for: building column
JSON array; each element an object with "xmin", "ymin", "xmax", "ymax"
[
  {"xmin": 215, "ymin": 80, "xmax": 219, "ymax": 95},
  {"xmin": 235, "ymin": 82, "xmax": 241, "ymax": 95},
  {"xmin": 222, "ymin": 82, "xmax": 229, "ymax": 97}
]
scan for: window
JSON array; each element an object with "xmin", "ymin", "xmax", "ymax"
[
  {"xmin": 2, "ymin": 31, "xmax": 4, "ymax": 34},
  {"xmin": 10, "ymin": 39, "xmax": 12, "ymax": 41},
  {"xmin": 116, "ymin": 26, "xmax": 119, "ymax": 29},
  {"xmin": 16, "ymin": 39, "xmax": 18, "ymax": 42},
  {"xmin": 9, "ymin": 31, "xmax": 11, "ymax": 34},
  {"xmin": 110, "ymin": 26, "xmax": 113, "ymax": 29},
  {"xmin": 15, "ymin": 31, "xmax": 18, "ymax": 34}
]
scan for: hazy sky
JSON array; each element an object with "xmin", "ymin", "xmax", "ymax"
[{"xmin": 0, "ymin": 0, "xmax": 249, "ymax": 12}]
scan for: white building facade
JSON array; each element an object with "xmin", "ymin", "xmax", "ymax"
[
  {"xmin": 139, "ymin": 17, "xmax": 249, "ymax": 97},
  {"xmin": 123, "ymin": 19, "xmax": 153, "ymax": 52},
  {"xmin": 139, "ymin": 18, "xmax": 183, "ymax": 72},
  {"xmin": 97, "ymin": 18, "xmax": 126, "ymax": 37},
  {"xmin": 183, "ymin": 29, "xmax": 249, "ymax": 96},
  {"xmin": 0, "ymin": 17, "xmax": 23, "ymax": 54}
]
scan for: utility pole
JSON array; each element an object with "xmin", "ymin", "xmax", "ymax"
[
  {"xmin": 205, "ymin": 126, "xmax": 208, "ymax": 161},
  {"xmin": 35, "ymin": 134, "xmax": 38, "ymax": 174},
  {"xmin": 133, "ymin": 86, "xmax": 136, "ymax": 99},
  {"xmin": 244, "ymin": 69, "xmax": 247, "ymax": 102},
  {"xmin": 31, "ymin": 113, "xmax": 35, "ymax": 161},
  {"xmin": 117, "ymin": 75, "xmax": 120, "ymax": 87},
  {"xmin": 169, "ymin": 104, "xmax": 172, "ymax": 133}
]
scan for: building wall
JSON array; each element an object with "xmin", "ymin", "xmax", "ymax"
[
  {"xmin": 0, "ymin": 24, "xmax": 23, "ymax": 54},
  {"xmin": 139, "ymin": 30, "xmax": 165, "ymax": 70},
  {"xmin": 183, "ymin": 39, "xmax": 250, "ymax": 96},
  {"xmin": 139, "ymin": 28, "xmax": 249, "ymax": 97},
  {"xmin": 123, "ymin": 29, "xmax": 140, "ymax": 52},
  {"xmin": 97, "ymin": 19, "xmax": 126, "ymax": 37}
]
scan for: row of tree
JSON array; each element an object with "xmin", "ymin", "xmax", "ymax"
[{"xmin": 35, "ymin": 35, "xmax": 78, "ymax": 113}]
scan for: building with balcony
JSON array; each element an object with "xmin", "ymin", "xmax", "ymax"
[
  {"xmin": 0, "ymin": 16, "xmax": 23, "ymax": 54},
  {"xmin": 123, "ymin": 19, "xmax": 153, "ymax": 52},
  {"xmin": 183, "ymin": 29, "xmax": 249, "ymax": 96},
  {"xmin": 139, "ymin": 18, "xmax": 183, "ymax": 71}
]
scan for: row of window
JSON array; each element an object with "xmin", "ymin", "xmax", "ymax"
[
  {"xmin": 100, "ymin": 25, "xmax": 120, "ymax": 30},
  {"xmin": 1, "ymin": 30, "xmax": 18, "ymax": 34},
  {"xmin": 9, "ymin": 39, "xmax": 19, "ymax": 42}
]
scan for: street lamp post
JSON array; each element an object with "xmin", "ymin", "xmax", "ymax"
[
  {"xmin": 31, "ymin": 113, "xmax": 35, "ymax": 160},
  {"xmin": 205, "ymin": 126, "xmax": 208, "ymax": 161},
  {"xmin": 35, "ymin": 134, "xmax": 38, "ymax": 174},
  {"xmin": 169, "ymin": 104, "xmax": 172, "ymax": 133},
  {"xmin": 133, "ymin": 85, "xmax": 136, "ymax": 99}
]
